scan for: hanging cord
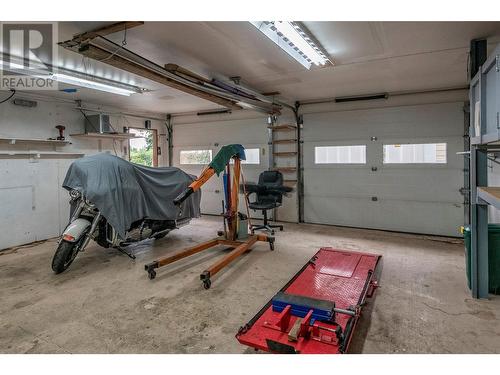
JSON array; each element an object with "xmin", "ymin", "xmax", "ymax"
[
  {"xmin": 98, "ymin": 27, "xmax": 128, "ymax": 62},
  {"xmin": 240, "ymin": 168, "xmax": 253, "ymax": 230},
  {"xmin": 0, "ymin": 89, "xmax": 16, "ymax": 104}
]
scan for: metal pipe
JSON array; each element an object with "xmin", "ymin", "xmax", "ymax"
[
  {"xmin": 165, "ymin": 114, "xmax": 173, "ymax": 167},
  {"xmin": 229, "ymin": 78, "xmax": 295, "ymax": 111},
  {"xmin": 78, "ymin": 211, "xmax": 101, "ymax": 251},
  {"xmin": 87, "ymin": 36, "xmax": 281, "ymax": 114},
  {"xmin": 298, "ymin": 86, "xmax": 469, "ymax": 106},
  {"xmin": 294, "ymin": 102, "xmax": 304, "ymax": 223},
  {"xmin": 333, "ymin": 307, "xmax": 356, "ymax": 317}
]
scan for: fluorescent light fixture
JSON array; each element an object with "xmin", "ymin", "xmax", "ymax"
[
  {"xmin": 251, "ymin": 21, "xmax": 330, "ymax": 69},
  {"xmin": 0, "ymin": 54, "xmax": 144, "ymax": 96},
  {"xmin": 51, "ymin": 73, "xmax": 137, "ymax": 96}
]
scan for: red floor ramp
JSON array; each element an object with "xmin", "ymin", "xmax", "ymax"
[{"xmin": 236, "ymin": 248, "xmax": 382, "ymax": 354}]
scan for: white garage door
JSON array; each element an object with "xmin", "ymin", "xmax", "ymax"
[
  {"xmin": 173, "ymin": 117, "xmax": 270, "ymax": 218},
  {"xmin": 303, "ymin": 102, "xmax": 465, "ymax": 237},
  {"xmin": 173, "ymin": 115, "xmax": 298, "ymax": 222}
]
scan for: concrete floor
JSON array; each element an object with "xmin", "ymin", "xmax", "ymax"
[{"xmin": 1, "ymin": 215, "xmax": 500, "ymax": 354}]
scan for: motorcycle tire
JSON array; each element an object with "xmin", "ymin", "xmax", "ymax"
[{"xmin": 51, "ymin": 240, "xmax": 80, "ymax": 274}]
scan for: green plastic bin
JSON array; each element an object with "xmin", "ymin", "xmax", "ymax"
[{"xmin": 463, "ymin": 224, "xmax": 500, "ymax": 295}]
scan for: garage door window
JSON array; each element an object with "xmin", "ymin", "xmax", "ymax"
[
  {"xmin": 314, "ymin": 145, "xmax": 366, "ymax": 164},
  {"xmin": 180, "ymin": 150, "xmax": 213, "ymax": 165},
  {"xmin": 383, "ymin": 143, "xmax": 447, "ymax": 164},
  {"xmin": 230, "ymin": 147, "xmax": 260, "ymax": 164}
]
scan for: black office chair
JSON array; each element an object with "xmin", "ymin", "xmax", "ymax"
[{"xmin": 245, "ymin": 170, "xmax": 291, "ymax": 235}]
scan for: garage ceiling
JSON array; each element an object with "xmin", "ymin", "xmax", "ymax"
[{"xmin": 37, "ymin": 21, "xmax": 500, "ymax": 114}]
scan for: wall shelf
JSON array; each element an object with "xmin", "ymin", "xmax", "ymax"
[
  {"xmin": 478, "ymin": 132, "xmax": 500, "ymax": 145},
  {"xmin": 273, "ymin": 139, "xmax": 297, "ymax": 144},
  {"xmin": 70, "ymin": 132, "xmax": 142, "ymax": 140},
  {"xmin": 468, "ymin": 42, "xmax": 500, "ymax": 299},
  {"xmin": 0, "ymin": 137, "xmax": 70, "ymax": 145},
  {"xmin": 273, "ymin": 167, "xmax": 297, "ymax": 173},
  {"xmin": 477, "ymin": 187, "xmax": 500, "ymax": 210},
  {"xmin": 268, "ymin": 124, "xmax": 297, "ymax": 131},
  {"xmin": 0, "ymin": 151, "xmax": 84, "ymax": 157}
]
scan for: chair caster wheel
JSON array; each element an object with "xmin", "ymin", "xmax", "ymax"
[
  {"xmin": 148, "ymin": 270, "xmax": 156, "ymax": 280},
  {"xmin": 271, "ymin": 230, "xmax": 275, "ymax": 235},
  {"xmin": 203, "ymin": 279, "xmax": 212, "ymax": 289},
  {"xmin": 279, "ymin": 227, "xmax": 283, "ymax": 231},
  {"xmin": 270, "ymin": 242, "xmax": 275, "ymax": 251},
  {"xmin": 217, "ymin": 231, "xmax": 224, "ymax": 237}
]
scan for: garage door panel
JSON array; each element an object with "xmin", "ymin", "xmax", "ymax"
[
  {"xmin": 304, "ymin": 196, "xmax": 377, "ymax": 229},
  {"xmin": 372, "ymin": 200, "xmax": 462, "ymax": 235},
  {"xmin": 305, "ymin": 196, "xmax": 462, "ymax": 235},
  {"xmin": 304, "ymin": 168, "xmax": 462, "ymax": 203},
  {"xmin": 303, "ymin": 102, "xmax": 464, "ymax": 141},
  {"xmin": 303, "ymin": 102, "xmax": 464, "ymax": 236},
  {"xmin": 173, "ymin": 145, "xmax": 267, "ymax": 218}
]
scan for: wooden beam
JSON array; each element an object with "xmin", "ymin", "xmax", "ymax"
[
  {"xmin": 73, "ymin": 43, "xmax": 241, "ymax": 109},
  {"xmin": 165, "ymin": 64, "xmax": 211, "ymax": 84},
  {"xmin": 73, "ymin": 21, "xmax": 144, "ymax": 43}
]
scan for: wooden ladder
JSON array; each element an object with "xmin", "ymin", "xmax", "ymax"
[{"xmin": 268, "ymin": 122, "xmax": 298, "ymax": 186}]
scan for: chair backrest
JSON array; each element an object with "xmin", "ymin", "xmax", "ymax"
[{"xmin": 257, "ymin": 170, "xmax": 284, "ymax": 205}]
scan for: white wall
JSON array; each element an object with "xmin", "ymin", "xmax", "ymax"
[{"xmin": 0, "ymin": 94, "xmax": 167, "ymax": 250}]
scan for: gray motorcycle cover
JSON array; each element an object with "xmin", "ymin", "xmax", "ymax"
[{"xmin": 62, "ymin": 153, "xmax": 201, "ymax": 239}]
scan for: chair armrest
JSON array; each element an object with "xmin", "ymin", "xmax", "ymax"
[
  {"xmin": 267, "ymin": 186, "xmax": 293, "ymax": 194},
  {"xmin": 242, "ymin": 183, "xmax": 266, "ymax": 194}
]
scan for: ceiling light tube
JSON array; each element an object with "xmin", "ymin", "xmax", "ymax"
[
  {"xmin": 251, "ymin": 21, "xmax": 330, "ymax": 69},
  {"xmin": 0, "ymin": 54, "xmax": 142, "ymax": 96},
  {"xmin": 50, "ymin": 73, "xmax": 137, "ymax": 96},
  {"xmin": 273, "ymin": 21, "xmax": 326, "ymax": 66}
]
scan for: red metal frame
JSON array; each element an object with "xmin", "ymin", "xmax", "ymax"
[{"xmin": 236, "ymin": 248, "xmax": 381, "ymax": 354}]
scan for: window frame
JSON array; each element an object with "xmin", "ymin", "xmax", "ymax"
[
  {"xmin": 314, "ymin": 145, "xmax": 367, "ymax": 165},
  {"xmin": 382, "ymin": 142, "xmax": 447, "ymax": 165}
]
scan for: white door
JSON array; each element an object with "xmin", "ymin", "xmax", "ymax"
[{"xmin": 303, "ymin": 102, "xmax": 465, "ymax": 236}]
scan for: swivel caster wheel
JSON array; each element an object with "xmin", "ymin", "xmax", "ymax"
[
  {"xmin": 148, "ymin": 270, "xmax": 156, "ymax": 280},
  {"xmin": 269, "ymin": 241, "xmax": 275, "ymax": 251},
  {"xmin": 203, "ymin": 279, "xmax": 212, "ymax": 289},
  {"xmin": 271, "ymin": 230, "xmax": 275, "ymax": 235}
]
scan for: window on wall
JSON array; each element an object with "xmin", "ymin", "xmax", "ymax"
[
  {"xmin": 383, "ymin": 143, "xmax": 447, "ymax": 164},
  {"xmin": 179, "ymin": 149, "xmax": 212, "ymax": 165},
  {"xmin": 314, "ymin": 145, "xmax": 366, "ymax": 164},
  {"xmin": 129, "ymin": 128, "xmax": 158, "ymax": 167}
]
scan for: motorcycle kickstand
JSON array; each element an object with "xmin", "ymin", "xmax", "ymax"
[{"xmin": 115, "ymin": 246, "xmax": 136, "ymax": 260}]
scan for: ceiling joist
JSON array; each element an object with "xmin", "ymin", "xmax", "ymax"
[{"xmin": 72, "ymin": 21, "xmax": 144, "ymax": 44}]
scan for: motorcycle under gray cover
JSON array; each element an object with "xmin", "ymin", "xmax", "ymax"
[{"xmin": 62, "ymin": 153, "xmax": 201, "ymax": 239}]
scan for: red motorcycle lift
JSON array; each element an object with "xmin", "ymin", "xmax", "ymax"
[{"xmin": 236, "ymin": 248, "xmax": 381, "ymax": 354}]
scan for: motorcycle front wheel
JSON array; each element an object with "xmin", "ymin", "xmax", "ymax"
[{"xmin": 51, "ymin": 239, "xmax": 81, "ymax": 274}]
